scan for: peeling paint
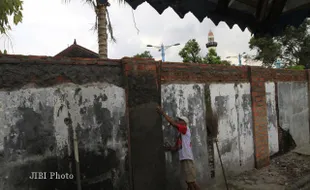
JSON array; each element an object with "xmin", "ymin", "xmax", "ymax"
[
  {"xmin": 277, "ymin": 82, "xmax": 309, "ymax": 147},
  {"xmin": 265, "ymin": 82, "xmax": 279, "ymax": 155},
  {"xmin": 209, "ymin": 83, "xmax": 254, "ymax": 179},
  {"xmin": 0, "ymin": 82, "xmax": 129, "ymax": 190},
  {"xmin": 161, "ymin": 83, "xmax": 209, "ymax": 189}
]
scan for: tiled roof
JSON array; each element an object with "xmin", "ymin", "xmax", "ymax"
[
  {"xmin": 55, "ymin": 39, "xmax": 99, "ymax": 58},
  {"xmin": 125, "ymin": 0, "xmax": 310, "ymax": 36}
]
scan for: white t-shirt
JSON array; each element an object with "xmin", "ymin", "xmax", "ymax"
[{"xmin": 176, "ymin": 124, "xmax": 194, "ymax": 161}]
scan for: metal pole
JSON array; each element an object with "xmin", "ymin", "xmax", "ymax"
[
  {"xmin": 276, "ymin": 59, "xmax": 281, "ymax": 68},
  {"xmin": 73, "ymin": 127, "xmax": 82, "ymax": 190},
  {"xmin": 238, "ymin": 54, "xmax": 242, "ymax": 66},
  {"xmin": 161, "ymin": 44, "xmax": 165, "ymax": 62},
  {"xmin": 215, "ymin": 139, "xmax": 229, "ymax": 190}
]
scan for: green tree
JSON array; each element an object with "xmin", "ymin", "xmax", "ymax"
[
  {"xmin": 249, "ymin": 19, "xmax": 310, "ymax": 68},
  {"xmin": 0, "ymin": 49, "xmax": 7, "ymax": 54},
  {"xmin": 133, "ymin": 51, "xmax": 153, "ymax": 58},
  {"xmin": 0, "ymin": 0, "xmax": 23, "ymax": 34},
  {"xmin": 204, "ymin": 48, "xmax": 221, "ymax": 64},
  {"xmin": 221, "ymin": 60, "xmax": 231, "ymax": 66},
  {"xmin": 179, "ymin": 39, "xmax": 229, "ymax": 65},
  {"xmin": 64, "ymin": 0, "xmax": 125, "ymax": 59},
  {"xmin": 286, "ymin": 65, "xmax": 305, "ymax": 70},
  {"xmin": 179, "ymin": 39, "xmax": 203, "ymax": 63},
  {"xmin": 249, "ymin": 36, "xmax": 281, "ymax": 67}
]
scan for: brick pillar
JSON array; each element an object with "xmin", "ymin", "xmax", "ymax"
[
  {"xmin": 249, "ymin": 67, "xmax": 270, "ymax": 169},
  {"xmin": 122, "ymin": 58, "xmax": 166, "ymax": 190}
]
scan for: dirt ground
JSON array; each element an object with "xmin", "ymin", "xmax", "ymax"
[{"xmin": 223, "ymin": 151, "xmax": 310, "ymax": 190}]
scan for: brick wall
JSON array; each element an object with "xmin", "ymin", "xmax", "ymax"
[
  {"xmin": 121, "ymin": 59, "xmax": 308, "ymax": 171},
  {"xmin": 249, "ymin": 67, "xmax": 270, "ymax": 168},
  {"xmin": 0, "ymin": 55, "xmax": 308, "ymax": 189},
  {"xmin": 122, "ymin": 58, "xmax": 166, "ymax": 190}
]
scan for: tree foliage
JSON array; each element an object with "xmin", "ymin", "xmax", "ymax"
[
  {"xmin": 286, "ymin": 65, "xmax": 305, "ymax": 70},
  {"xmin": 204, "ymin": 48, "xmax": 221, "ymax": 64},
  {"xmin": 179, "ymin": 39, "xmax": 229, "ymax": 65},
  {"xmin": 0, "ymin": 49, "xmax": 7, "ymax": 54},
  {"xmin": 133, "ymin": 51, "xmax": 153, "ymax": 58},
  {"xmin": 249, "ymin": 19, "xmax": 310, "ymax": 68},
  {"xmin": 0, "ymin": 0, "xmax": 23, "ymax": 34},
  {"xmin": 220, "ymin": 60, "xmax": 231, "ymax": 66},
  {"xmin": 64, "ymin": 0, "xmax": 128, "ymax": 43},
  {"xmin": 179, "ymin": 39, "xmax": 203, "ymax": 63}
]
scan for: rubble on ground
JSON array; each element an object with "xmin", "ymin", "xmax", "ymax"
[{"xmin": 226, "ymin": 151, "xmax": 310, "ymax": 190}]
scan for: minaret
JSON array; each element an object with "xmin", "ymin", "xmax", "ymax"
[{"xmin": 206, "ymin": 30, "xmax": 218, "ymax": 51}]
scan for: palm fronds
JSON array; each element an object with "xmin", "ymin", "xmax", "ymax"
[{"xmin": 106, "ymin": 8, "xmax": 116, "ymax": 42}]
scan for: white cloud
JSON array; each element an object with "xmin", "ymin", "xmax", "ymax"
[{"xmin": 0, "ymin": 0, "xmax": 254, "ymax": 63}]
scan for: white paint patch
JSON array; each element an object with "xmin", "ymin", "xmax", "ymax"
[
  {"xmin": 265, "ymin": 82, "xmax": 279, "ymax": 155},
  {"xmin": 0, "ymin": 89, "xmax": 56, "ymax": 153},
  {"xmin": 209, "ymin": 83, "xmax": 254, "ymax": 177},
  {"xmin": 0, "ymin": 82, "xmax": 127, "ymax": 162},
  {"xmin": 55, "ymin": 83, "xmax": 126, "ymax": 152},
  {"xmin": 278, "ymin": 82, "xmax": 310, "ymax": 147},
  {"xmin": 161, "ymin": 83, "xmax": 209, "ymax": 184}
]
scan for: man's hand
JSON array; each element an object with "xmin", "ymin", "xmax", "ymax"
[
  {"xmin": 157, "ymin": 106, "xmax": 178, "ymax": 128},
  {"xmin": 163, "ymin": 145, "xmax": 171, "ymax": 152},
  {"xmin": 156, "ymin": 106, "xmax": 163, "ymax": 115},
  {"xmin": 163, "ymin": 142, "xmax": 171, "ymax": 152}
]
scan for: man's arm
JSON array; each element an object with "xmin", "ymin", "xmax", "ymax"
[
  {"xmin": 156, "ymin": 106, "xmax": 179, "ymax": 128},
  {"xmin": 157, "ymin": 106, "xmax": 187, "ymax": 135},
  {"xmin": 164, "ymin": 138, "xmax": 181, "ymax": 152}
]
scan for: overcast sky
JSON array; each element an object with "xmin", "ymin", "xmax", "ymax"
[{"xmin": 0, "ymin": 0, "xmax": 255, "ymax": 65}]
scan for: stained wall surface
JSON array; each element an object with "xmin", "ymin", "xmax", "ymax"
[
  {"xmin": 161, "ymin": 84, "xmax": 209, "ymax": 190},
  {"xmin": 277, "ymin": 82, "xmax": 310, "ymax": 147},
  {"xmin": 265, "ymin": 82, "xmax": 279, "ymax": 155},
  {"xmin": 209, "ymin": 83, "xmax": 254, "ymax": 178},
  {"xmin": 0, "ymin": 83, "xmax": 129, "ymax": 190},
  {"xmin": 1, "ymin": 55, "xmax": 310, "ymax": 190}
]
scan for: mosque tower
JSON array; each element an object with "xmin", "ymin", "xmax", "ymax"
[{"xmin": 206, "ymin": 30, "xmax": 218, "ymax": 51}]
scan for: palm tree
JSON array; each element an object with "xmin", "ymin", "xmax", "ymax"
[{"xmin": 64, "ymin": 0, "xmax": 122, "ymax": 59}]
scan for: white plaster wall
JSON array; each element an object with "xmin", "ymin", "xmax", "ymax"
[
  {"xmin": 265, "ymin": 82, "xmax": 279, "ymax": 155},
  {"xmin": 161, "ymin": 84, "xmax": 209, "ymax": 188},
  {"xmin": 278, "ymin": 82, "xmax": 310, "ymax": 146},
  {"xmin": 209, "ymin": 83, "xmax": 254, "ymax": 177},
  {"xmin": 0, "ymin": 89, "xmax": 56, "ymax": 155},
  {"xmin": 0, "ymin": 82, "xmax": 126, "ymax": 161}
]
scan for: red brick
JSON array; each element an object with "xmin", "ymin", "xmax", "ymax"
[
  {"xmin": 137, "ymin": 64, "xmax": 145, "ymax": 70},
  {"xmin": 250, "ymin": 67, "xmax": 270, "ymax": 169}
]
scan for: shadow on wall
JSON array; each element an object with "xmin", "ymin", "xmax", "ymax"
[
  {"xmin": 0, "ymin": 85, "xmax": 130, "ymax": 190},
  {"xmin": 4, "ymin": 106, "xmax": 56, "ymax": 159},
  {"xmin": 276, "ymin": 82, "xmax": 309, "ymax": 155},
  {"xmin": 1, "ymin": 105, "xmax": 74, "ymax": 189},
  {"xmin": 73, "ymin": 93, "xmax": 129, "ymax": 190},
  {"xmin": 57, "ymin": 88, "xmax": 129, "ymax": 190},
  {"xmin": 274, "ymin": 128, "xmax": 296, "ymax": 157}
]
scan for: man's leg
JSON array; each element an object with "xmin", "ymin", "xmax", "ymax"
[
  {"xmin": 188, "ymin": 160, "xmax": 200, "ymax": 190},
  {"xmin": 193, "ymin": 182, "xmax": 200, "ymax": 190},
  {"xmin": 188, "ymin": 182, "xmax": 196, "ymax": 190},
  {"xmin": 182, "ymin": 160, "xmax": 198, "ymax": 190},
  {"xmin": 186, "ymin": 183, "xmax": 190, "ymax": 190}
]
